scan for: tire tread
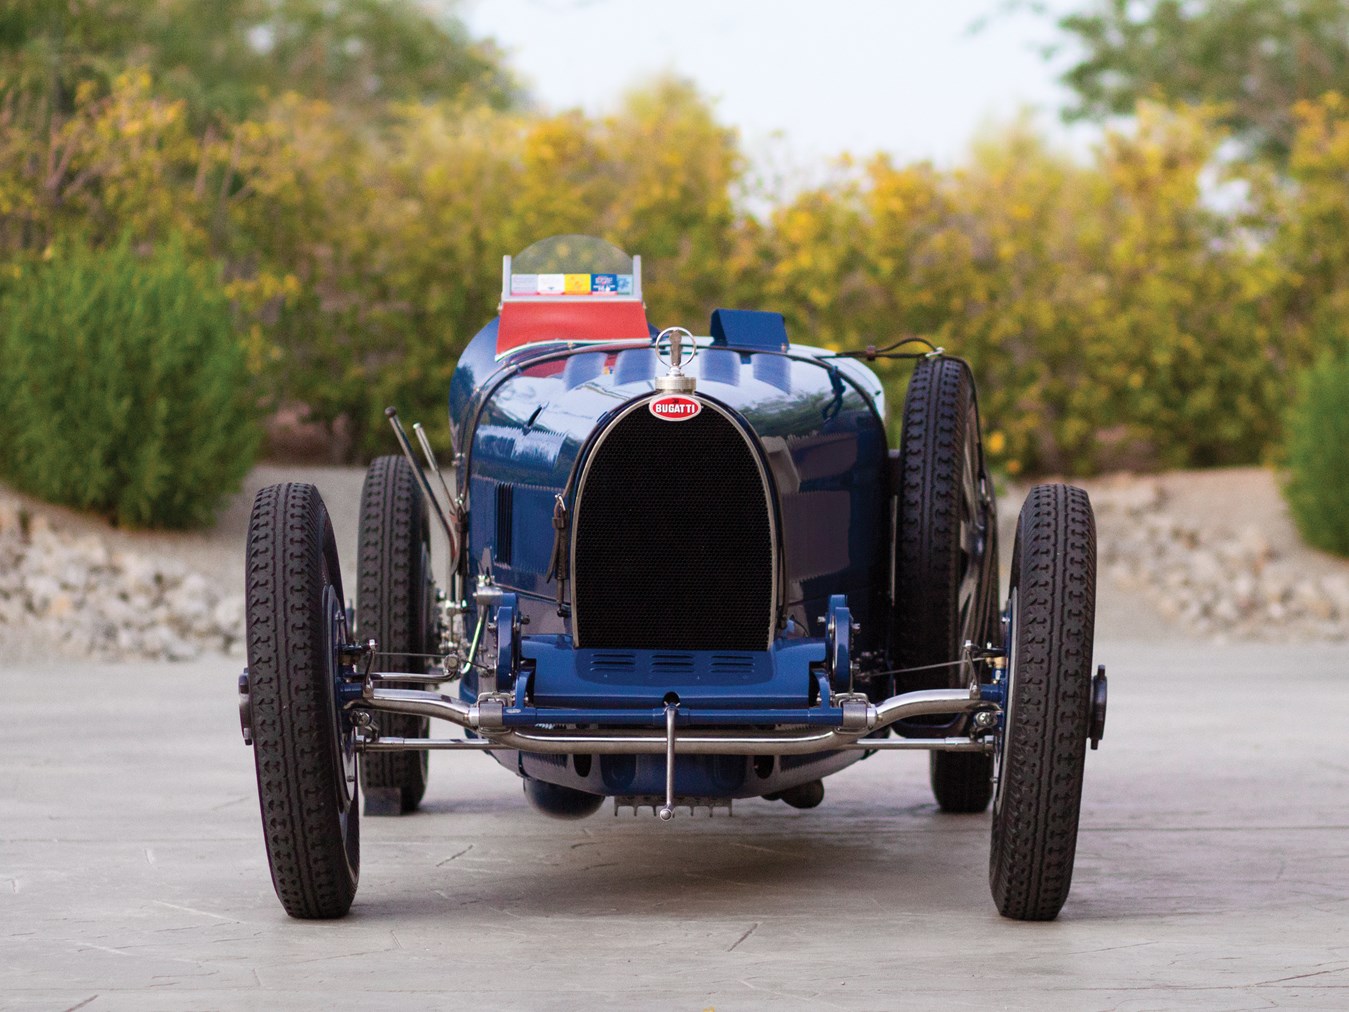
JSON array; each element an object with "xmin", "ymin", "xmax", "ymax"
[
  {"xmin": 895, "ymin": 358, "xmax": 996, "ymax": 813},
  {"xmin": 357, "ymin": 456, "xmax": 431, "ymax": 812},
  {"xmin": 990, "ymin": 483, "xmax": 1096, "ymax": 920},
  {"xmin": 246, "ymin": 482, "xmax": 358, "ymax": 919}
]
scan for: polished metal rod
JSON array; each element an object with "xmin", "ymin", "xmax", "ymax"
[
  {"xmin": 480, "ymin": 728, "xmax": 866, "ymax": 756},
  {"xmin": 385, "ymin": 407, "xmax": 455, "ymax": 548},
  {"xmin": 361, "ymin": 737, "xmax": 497, "ymax": 751},
  {"xmin": 368, "ymin": 669, "xmax": 452, "ymax": 685},
  {"xmin": 846, "ymin": 737, "xmax": 993, "ymax": 752},
  {"xmin": 357, "ymin": 735, "xmax": 992, "ymax": 755},
  {"xmin": 659, "ymin": 705, "xmax": 678, "ymax": 821},
  {"xmin": 362, "ymin": 686, "xmax": 476, "ymax": 726},
  {"xmin": 355, "ymin": 684, "xmax": 991, "ymax": 757},
  {"xmin": 871, "ymin": 686, "xmax": 984, "ymax": 727},
  {"xmin": 412, "ymin": 421, "xmax": 459, "ymax": 561}
]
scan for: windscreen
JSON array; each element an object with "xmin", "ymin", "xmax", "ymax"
[{"xmin": 506, "ymin": 235, "xmax": 636, "ymax": 298}]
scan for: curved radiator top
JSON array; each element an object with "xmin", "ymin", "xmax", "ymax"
[{"xmin": 570, "ymin": 397, "xmax": 777, "ymax": 651}]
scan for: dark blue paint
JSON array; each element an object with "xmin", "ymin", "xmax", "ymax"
[
  {"xmin": 448, "ymin": 301, "xmax": 894, "ymax": 800},
  {"xmin": 450, "ymin": 318, "xmax": 890, "ymax": 642},
  {"xmin": 710, "ymin": 308, "xmax": 790, "ymax": 352}
]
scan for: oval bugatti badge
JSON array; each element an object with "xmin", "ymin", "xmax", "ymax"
[{"xmin": 649, "ymin": 394, "xmax": 702, "ymax": 421}]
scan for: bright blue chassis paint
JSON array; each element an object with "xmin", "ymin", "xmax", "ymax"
[
  {"xmin": 448, "ymin": 310, "xmax": 892, "ymax": 799},
  {"xmin": 514, "ymin": 637, "xmax": 840, "ymax": 722}
]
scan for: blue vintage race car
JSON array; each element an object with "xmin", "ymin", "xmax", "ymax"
[{"xmin": 238, "ymin": 235, "xmax": 1107, "ymax": 921}]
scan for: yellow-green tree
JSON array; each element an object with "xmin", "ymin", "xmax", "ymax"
[
  {"xmin": 1263, "ymin": 92, "xmax": 1349, "ymax": 361},
  {"xmin": 746, "ymin": 106, "xmax": 1282, "ymax": 473}
]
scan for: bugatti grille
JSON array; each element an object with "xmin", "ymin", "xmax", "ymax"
[{"xmin": 572, "ymin": 403, "xmax": 774, "ymax": 650}]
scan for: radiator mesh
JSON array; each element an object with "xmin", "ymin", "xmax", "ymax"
[{"xmin": 572, "ymin": 403, "xmax": 774, "ymax": 650}]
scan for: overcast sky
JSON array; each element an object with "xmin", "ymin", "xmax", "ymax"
[{"xmin": 459, "ymin": 0, "xmax": 1086, "ymax": 182}]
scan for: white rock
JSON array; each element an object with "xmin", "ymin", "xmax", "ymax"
[
  {"xmin": 1292, "ymin": 581, "xmax": 1334, "ymax": 621},
  {"xmin": 72, "ymin": 534, "xmax": 110, "ymax": 570},
  {"xmin": 165, "ymin": 636, "xmax": 199, "ymax": 662},
  {"xmin": 1262, "ymin": 575, "xmax": 1291, "ymax": 605},
  {"xmin": 116, "ymin": 626, "xmax": 144, "ymax": 655},
  {"xmin": 1231, "ymin": 573, "xmax": 1258, "ymax": 609},
  {"xmin": 118, "ymin": 555, "xmax": 164, "ymax": 597},
  {"xmin": 23, "ymin": 574, "xmax": 60, "ymax": 613},
  {"xmin": 138, "ymin": 626, "xmax": 170, "ymax": 660},
  {"xmin": 1189, "ymin": 549, "xmax": 1224, "ymax": 584},
  {"xmin": 212, "ymin": 596, "xmax": 245, "ymax": 636},
  {"xmin": 166, "ymin": 572, "xmax": 213, "ymax": 626},
  {"xmin": 1102, "ymin": 479, "xmax": 1163, "ymax": 515},
  {"xmin": 44, "ymin": 592, "xmax": 77, "ymax": 620},
  {"xmin": 1236, "ymin": 526, "xmax": 1273, "ymax": 567},
  {"xmin": 1321, "ymin": 575, "xmax": 1349, "ymax": 617}
]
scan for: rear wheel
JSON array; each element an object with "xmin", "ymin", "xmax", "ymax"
[
  {"xmin": 357, "ymin": 455, "xmax": 434, "ymax": 815},
  {"xmin": 893, "ymin": 356, "xmax": 998, "ymax": 812},
  {"xmin": 989, "ymin": 483, "xmax": 1096, "ymax": 921},
  {"xmin": 246, "ymin": 483, "xmax": 359, "ymax": 919}
]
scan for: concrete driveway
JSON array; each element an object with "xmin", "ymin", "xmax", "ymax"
[{"xmin": 3, "ymin": 635, "xmax": 1347, "ymax": 1010}]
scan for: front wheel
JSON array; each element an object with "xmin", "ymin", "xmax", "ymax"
[
  {"xmin": 245, "ymin": 483, "xmax": 360, "ymax": 919},
  {"xmin": 989, "ymin": 483, "xmax": 1096, "ymax": 921}
]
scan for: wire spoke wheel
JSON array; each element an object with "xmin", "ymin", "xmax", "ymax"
[{"xmin": 955, "ymin": 401, "xmax": 986, "ymax": 651}]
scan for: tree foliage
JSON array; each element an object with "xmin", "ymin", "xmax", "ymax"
[
  {"xmin": 1282, "ymin": 350, "xmax": 1349, "ymax": 556},
  {"xmin": 753, "ymin": 105, "xmax": 1287, "ymax": 473},
  {"xmin": 2, "ymin": 0, "xmax": 1348, "ymax": 492},
  {"xmin": 0, "ymin": 235, "xmax": 258, "ymax": 527},
  {"xmin": 0, "ymin": 0, "xmax": 516, "ymax": 123},
  {"xmin": 1056, "ymin": 0, "xmax": 1349, "ymax": 162}
]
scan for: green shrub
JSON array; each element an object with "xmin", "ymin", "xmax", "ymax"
[
  {"xmin": 0, "ymin": 236, "xmax": 259, "ymax": 528},
  {"xmin": 1282, "ymin": 352, "xmax": 1349, "ymax": 556}
]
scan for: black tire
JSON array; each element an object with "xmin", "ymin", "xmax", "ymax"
[
  {"xmin": 989, "ymin": 483, "xmax": 1096, "ymax": 921},
  {"xmin": 893, "ymin": 356, "xmax": 998, "ymax": 812},
  {"xmin": 357, "ymin": 455, "xmax": 434, "ymax": 815},
  {"xmin": 246, "ymin": 483, "xmax": 359, "ymax": 919}
]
